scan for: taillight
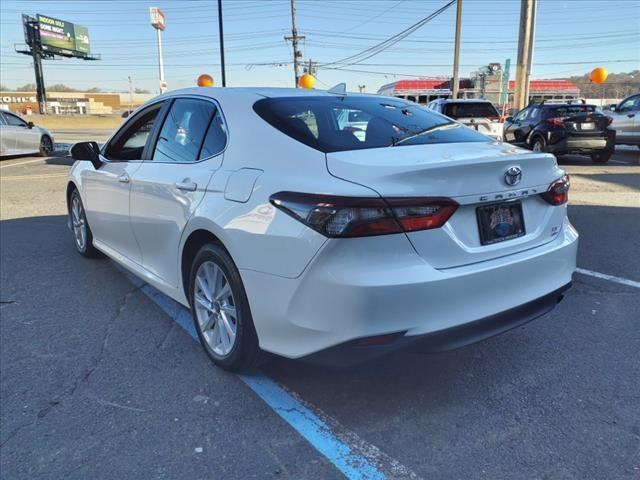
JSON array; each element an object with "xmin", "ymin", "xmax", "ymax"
[
  {"xmin": 541, "ymin": 175, "xmax": 570, "ymax": 205},
  {"xmin": 270, "ymin": 192, "xmax": 458, "ymax": 238},
  {"xmin": 546, "ymin": 117, "xmax": 565, "ymax": 128}
]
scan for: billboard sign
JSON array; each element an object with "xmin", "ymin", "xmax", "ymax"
[
  {"xmin": 149, "ymin": 7, "xmax": 166, "ymax": 31},
  {"xmin": 36, "ymin": 14, "xmax": 90, "ymax": 57}
]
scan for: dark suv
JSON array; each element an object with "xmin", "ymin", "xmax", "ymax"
[{"xmin": 503, "ymin": 102, "xmax": 615, "ymax": 163}]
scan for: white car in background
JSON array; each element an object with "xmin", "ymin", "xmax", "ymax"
[
  {"xmin": 67, "ymin": 87, "xmax": 577, "ymax": 370},
  {"xmin": 606, "ymin": 93, "xmax": 640, "ymax": 147},
  {"xmin": 0, "ymin": 111, "xmax": 55, "ymax": 157},
  {"xmin": 426, "ymin": 98, "xmax": 504, "ymax": 141}
]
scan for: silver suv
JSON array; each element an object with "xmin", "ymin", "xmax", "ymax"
[{"xmin": 607, "ymin": 93, "xmax": 640, "ymax": 147}]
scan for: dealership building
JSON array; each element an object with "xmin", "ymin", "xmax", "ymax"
[
  {"xmin": 0, "ymin": 91, "xmax": 153, "ymax": 115},
  {"xmin": 377, "ymin": 63, "xmax": 580, "ymax": 105}
]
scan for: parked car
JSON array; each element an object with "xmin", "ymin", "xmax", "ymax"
[
  {"xmin": 0, "ymin": 111, "xmax": 55, "ymax": 157},
  {"xmin": 67, "ymin": 88, "xmax": 577, "ymax": 370},
  {"xmin": 503, "ymin": 102, "xmax": 615, "ymax": 163},
  {"xmin": 426, "ymin": 98, "xmax": 504, "ymax": 140},
  {"xmin": 606, "ymin": 93, "xmax": 640, "ymax": 147}
]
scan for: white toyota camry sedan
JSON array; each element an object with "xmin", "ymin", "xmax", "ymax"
[{"xmin": 67, "ymin": 87, "xmax": 578, "ymax": 370}]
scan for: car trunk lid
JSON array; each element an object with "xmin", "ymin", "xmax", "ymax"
[{"xmin": 326, "ymin": 142, "xmax": 567, "ymax": 268}]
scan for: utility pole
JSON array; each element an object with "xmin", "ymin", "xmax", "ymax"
[
  {"xmin": 128, "ymin": 76, "xmax": 133, "ymax": 115},
  {"xmin": 451, "ymin": 0, "xmax": 462, "ymax": 99},
  {"xmin": 285, "ymin": 0, "xmax": 304, "ymax": 87},
  {"xmin": 156, "ymin": 28, "xmax": 165, "ymax": 93},
  {"xmin": 218, "ymin": 0, "xmax": 226, "ymax": 86},
  {"xmin": 514, "ymin": 0, "xmax": 536, "ymax": 110},
  {"xmin": 523, "ymin": 0, "xmax": 537, "ymax": 106},
  {"xmin": 31, "ymin": 39, "xmax": 47, "ymax": 114}
]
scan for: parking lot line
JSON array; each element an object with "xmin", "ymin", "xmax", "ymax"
[
  {"xmin": 119, "ymin": 268, "xmax": 416, "ymax": 480},
  {"xmin": 0, "ymin": 158, "xmax": 46, "ymax": 169},
  {"xmin": 576, "ymin": 267, "xmax": 640, "ymax": 288}
]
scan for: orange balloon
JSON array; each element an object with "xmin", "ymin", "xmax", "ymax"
[
  {"xmin": 197, "ymin": 74, "xmax": 214, "ymax": 87},
  {"xmin": 299, "ymin": 73, "xmax": 316, "ymax": 89},
  {"xmin": 589, "ymin": 67, "xmax": 608, "ymax": 84}
]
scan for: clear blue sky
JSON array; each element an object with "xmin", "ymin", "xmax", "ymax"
[{"xmin": 1, "ymin": 0, "xmax": 638, "ymax": 93}]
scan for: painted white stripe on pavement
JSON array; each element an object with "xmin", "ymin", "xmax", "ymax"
[
  {"xmin": 576, "ymin": 268, "xmax": 640, "ymax": 289},
  {"xmin": 0, "ymin": 158, "xmax": 45, "ymax": 169},
  {"xmin": 119, "ymin": 268, "xmax": 419, "ymax": 480}
]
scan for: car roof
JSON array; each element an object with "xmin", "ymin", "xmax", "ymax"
[
  {"xmin": 539, "ymin": 103, "xmax": 597, "ymax": 108},
  {"xmin": 161, "ymin": 86, "xmax": 386, "ymax": 101}
]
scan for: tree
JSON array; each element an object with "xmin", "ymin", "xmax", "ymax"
[
  {"xmin": 16, "ymin": 83, "xmax": 37, "ymax": 92},
  {"xmin": 47, "ymin": 84, "xmax": 75, "ymax": 92},
  {"xmin": 0, "ymin": 84, "xmax": 9, "ymax": 91},
  {"xmin": 134, "ymin": 88, "xmax": 150, "ymax": 94},
  {"xmin": 84, "ymin": 87, "xmax": 102, "ymax": 93},
  {"xmin": 568, "ymin": 70, "xmax": 640, "ymax": 99}
]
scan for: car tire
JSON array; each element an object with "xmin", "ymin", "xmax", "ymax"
[
  {"xmin": 39, "ymin": 135, "xmax": 53, "ymax": 157},
  {"xmin": 591, "ymin": 151, "xmax": 612, "ymax": 164},
  {"xmin": 69, "ymin": 189, "xmax": 103, "ymax": 258},
  {"xmin": 189, "ymin": 243, "xmax": 262, "ymax": 371},
  {"xmin": 531, "ymin": 136, "xmax": 546, "ymax": 152}
]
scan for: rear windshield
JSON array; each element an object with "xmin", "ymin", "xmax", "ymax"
[
  {"xmin": 545, "ymin": 105, "xmax": 595, "ymax": 118},
  {"xmin": 443, "ymin": 102, "xmax": 499, "ymax": 119},
  {"xmin": 253, "ymin": 96, "xmax": 488, "ymax": 153}
]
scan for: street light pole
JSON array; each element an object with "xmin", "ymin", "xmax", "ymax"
[
  {"xmin": 156, "ymin": 28, "xmax": 165, "ymax": 94},
  {"xmin": 218, "ymin": 0, "xmax": 226, "ymax": 86},
  {"xmin": 451, "ymin": 0, "xmax": 462, "ymax": 99}
]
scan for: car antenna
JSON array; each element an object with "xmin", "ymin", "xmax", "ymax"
[{"xmin": 327, "ymin": 83, "xmax": 347, "ymax": 95}]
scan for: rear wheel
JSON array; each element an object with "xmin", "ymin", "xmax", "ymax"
[
  {"xmin": 591, "ymin": 151, "xmax": 612, "ymax": 164},
  {"xmin": 69, "ymin": 189, "xmax": 103, "ymax": 258},
  {"xmin": 39, "ymin": 135, "xmax": 53, "ymax": 157},
  {"xmin": 531, "ymin": 137, "xmax": 546, "ymax": 152},
  {"xmin": 189, "ymin": 243, "xmax": 261, "ymax": 371}
]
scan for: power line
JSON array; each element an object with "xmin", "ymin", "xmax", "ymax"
[{"xmin": 321, "ymin": 0, "xmax": 456, "ymax": 68}]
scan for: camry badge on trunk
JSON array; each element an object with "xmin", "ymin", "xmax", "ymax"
[{"xmin": 504, "ymin": 166, "xmax": 522, "ymax": 186}]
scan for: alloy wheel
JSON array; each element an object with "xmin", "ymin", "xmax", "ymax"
[
  {"xmin": 71, "ymin": 195, "xmax": 87, "ymax": 251},
  {"xmin": 40, "ymin": 136, "xmax": 53, "ymax": 156},
  {"xmin": 194, "ymin": 261, "xmax": 237, "ymax": 356},
  {"xmin": 532, "ymin": 141, "xmax": 543, "ymax": 152}
]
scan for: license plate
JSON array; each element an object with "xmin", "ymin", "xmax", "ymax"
[
  {"xmin": 476, "ymin": 201, "xmax": 526, "ymax": 245},
  {"xmin": 580, "ymin": 122, "xmax": 595, "ymax": 130}
]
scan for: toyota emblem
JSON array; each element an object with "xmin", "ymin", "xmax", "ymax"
[{"xmin": 504, "ymin": 166, "xmax": 522, "ymax": 186}]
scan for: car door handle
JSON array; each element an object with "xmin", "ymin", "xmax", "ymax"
[
  {"xmin": 118, "ymin": 174, "xmax": 130, "ymax": 183},
  {"xmin": 628, "ymin": 113, "xmax": 635, "ymax": 118},
  {"xmin": 175, "ymin": 181, "xmax": 197, "ymax": 192}
]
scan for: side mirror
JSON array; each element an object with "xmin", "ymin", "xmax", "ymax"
[
  {"xmin": 70, "ymin": 141, "xmax": 103, "ymax": 170},
  {"xmin": 27, "ymin": 121, "xmax": 35, "ymax": 128},
  {"xmin": 505, "ymin": 116, "xmax": 514, "ymax": 123},
  {"xmin": 609, "ymin": 105, "xmax": 617, "ymax": 112}
]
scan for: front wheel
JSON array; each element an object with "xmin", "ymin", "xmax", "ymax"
[
  {"xmin": 39, "ymin": 135, "xmax": 53, "ymax": 157},
  {"xmin": 69, "ymin": 190, "xmax": 103, "ymax": 258},
  {"xmin": 531, "ymin": 137, "xmax": 546, "ymax": 152},
  {"xmin": 189, "ymin": 243, "xmax": 261, "ymax": 371},
  {"xmin": 591, "ymin": 151, "xmax": 612, "ymax": 164}
]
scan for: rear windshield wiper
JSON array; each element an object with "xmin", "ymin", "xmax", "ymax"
[{"xmin": 391, "ymin": 122, "xmax": 459, "ymax": 146}]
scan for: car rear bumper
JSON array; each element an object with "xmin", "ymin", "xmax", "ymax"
[
  {"xmin": 547, "ymin": 129, "xmax": 615, "ymax": 153},
  {"xmin": 304, "ymin": 281, "xmax": 571, "ymax": 366},
  {"xmin": 241, "ymin": 218, "xmax": 578, "ymax": 361}
]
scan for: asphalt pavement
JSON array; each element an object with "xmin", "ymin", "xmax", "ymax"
[{"xmin": 1, "ymin": 139, "xmax": 639, "ymax": 480}]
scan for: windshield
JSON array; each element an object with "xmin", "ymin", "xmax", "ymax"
[
  {"xmin": 253, "ymin": 96, "xmax": 488, "ymax": 153},
  {"xmin": 443, "ymin": 102, "xmax": 500, "ymax": 119},
  {"xmin": 546, "ymin": 105, "xmax": 596, "ymax": 118}
]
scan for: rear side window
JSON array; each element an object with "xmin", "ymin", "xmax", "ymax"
[
  {"xmin": 153, "ymin": 98, "xmax": 216, "ymax": 163},
  {"xmin": 443, "ymin": 102, "xmax": 499, "ymax": 119},
  {"xmin": 199, "ymin": 109, "xmax": 227, "ymax": 159},
  {"xmin": 545, "ymin": 105, "xmax": 595, "ymax": 118},
  {"xmin": 0, "ymin": 113, "xmax": 6, "ymax": 125},
  {"xmin": 253, "ymin": 96, "xmax": 487, "ymax": 153}
]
